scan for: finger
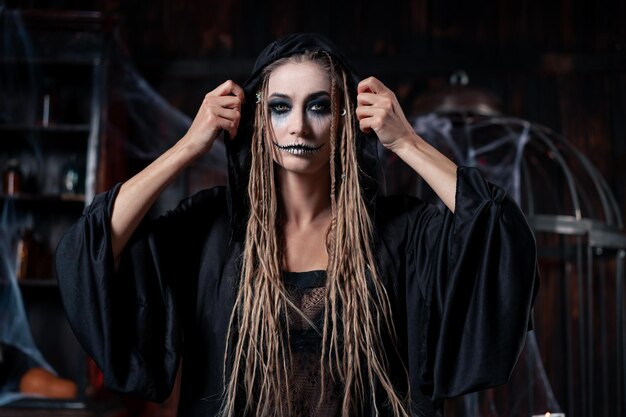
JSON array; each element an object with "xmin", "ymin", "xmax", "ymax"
[
  {"xmin": 356, "ymin": 103, "xmax": 391, "ymax": 123},
  {"xmin": 218, "ymin": 81, "xmax": 245, "ymax": 103},
  {"xmin": 355, "ymin": 105, "xmax": 383, "ymax": 121},
  {"xmin": 220, "ymin": 109, "xmax": 241, "ymax": 139},
  {"xmin": 358, "ymin": 116, "xmax": 378, "ymax": 134},
  {"xmin": 210, "ymin": 80, "xmax": 242, "ymax": 98},
  {"xmin": 229, "ymin": 83, "xmax": 245, "ymax": 103},
  {"xmin": 212, "ymin": 95, "xmax": 242, "ymax": 110},
  {"xmin": 356, "ymin": 92, "xmax": 376, "ymax": 106},
  {"xmin": 213, "ymin": 106, "xmax": 240, "ymax": 121},
  {"xmin": 228, "ymin": 117, "xmax": 241, "ymax": 139},
  {"xmin": 357, "ymin": 92, "xmax": 391, "ymax": 106},
  {"xmin": 357, "ymin": 76, "xmax": 388, "ymax": 94},
  {"xmin": 215, "ymin": 116, "xmax": 238, "ymax": 138}
]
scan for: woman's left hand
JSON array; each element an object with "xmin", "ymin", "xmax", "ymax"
[
  {"xmin": 357, "ymin": 78, "xmax": 458, "ymax": 212},
  {"xmin": 356, "ymin": 77, "xmax": 416, "ymax": 153}
]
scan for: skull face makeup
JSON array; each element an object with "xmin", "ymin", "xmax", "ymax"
[{"xmin": 266, "ymin": 61, "xmax": 333, "ymax": 176}]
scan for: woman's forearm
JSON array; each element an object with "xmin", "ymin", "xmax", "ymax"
[
  {"xmin": 110, "ymin": 137, "xmax": 203, "ymax": 265},
  {"xmin": 393, "ymin": 133, "xmax": 458, "ymax": 213},
  {"xmin": 110, "ymin": 80, "xmax": 245, "ymax": 268},
  {"xmin": 353, "ymin": 77, "xmax": 457, "ymax": 211}
]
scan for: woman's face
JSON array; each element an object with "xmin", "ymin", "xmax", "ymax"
[{"xmin": 266, "ymin": 60, "xmax": 333, "ymax": 176}]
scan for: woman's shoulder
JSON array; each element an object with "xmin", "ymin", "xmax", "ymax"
[
  {"xmin": 170, "ymin": 185, "xmax": 227, "ymax": 209},
  {"xmin": 165, "ymin": 185, "xmax": 229, "ymax": 220},
  {"xmin": 376, "ymin": 193, "xmax": 439, "ymax": 219},
  {"xmin": 185, "ymin": 185, "xmax": 228, "ymax": 207},
  {"xmin": 374, "ymin": 193, "xmax": 444, "ymax": 237}
]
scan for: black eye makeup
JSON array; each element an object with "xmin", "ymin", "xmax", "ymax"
[
  {"xmin": 267, "ymin": 92, "xmax": 331, "ymax": 117},
  {"xmin": 268, "ymin": 100, "xmax": 291, "ymax": 115},
  {"xmin": 307, "ymin": 98, "xmax": 331, "ymax": 114}
]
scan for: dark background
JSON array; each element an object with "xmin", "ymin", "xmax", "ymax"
[
  {"xmin": 3, "ymin": 1, "xmax": 625, "ymax": 416},
  {"xmin": 7, "ymin": 0, "xmax": 626, "ymax": 222}
]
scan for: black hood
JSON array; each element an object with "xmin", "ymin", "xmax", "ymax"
[{"xmin": 224, "ymin": 33, "xmax": 379, "ymax": 237}]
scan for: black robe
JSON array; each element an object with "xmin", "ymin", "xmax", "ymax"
[
  {"xmin": 55, "ymin": 166, "xmax": 538, "ymax": 417},
  {"xmin": 55, "ymin": 33, "xmax": 539, "ymax": 416}
]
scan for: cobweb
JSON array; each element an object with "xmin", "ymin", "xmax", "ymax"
[
  {"xmin": 0, "ymin": 7, "xmax": 55, "ymax": 407},
  {"xmin": 0, "ymin": 202, "xmax": 56, "ymax": 406},
  {"xmin": 0, "ymin": 7, "xmax": 226, "ymax": 405},
  {"xmin": 104, "ymin": 36, "xmax": 228, "ymax": 215}
]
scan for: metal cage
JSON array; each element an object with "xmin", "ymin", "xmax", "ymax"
[{"xmin": 385, "ymin": 111, "xmax": 626, "ymax": 417}]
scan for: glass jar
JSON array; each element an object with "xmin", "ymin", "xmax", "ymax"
[
  {"xmin": 59, "ymin": 155, "xmax": 84, "ymax": 195},
  {"xmin": 2, "ymin": 159, "xmax": 23, "ymax": 196}
]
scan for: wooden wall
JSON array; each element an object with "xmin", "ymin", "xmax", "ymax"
[
  {"xmin": 6, "ymin": 0, "xmax": 626, "ymax": 415},
  {"xmin": 93, "ymin": 0, "xmax": 625, "ymax": 223},
  {"xmin": 103, "ymin": 0, "xmax": 626, "ymax": 413},
  {"xmin": 109, "ymin": 3, "xmax": 626, "ymax": 415}
]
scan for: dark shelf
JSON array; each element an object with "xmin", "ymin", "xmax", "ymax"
[
  {"xmin": 0, "ymin": 398, "xmax": 89, "ymax": 416},
  {"xmin": 0, "ymin": 394, "xmax": 125, "ymax": 416},
  {"xmin": 0, "ymin": 10, "xmax": 113, "ymax": 413},
  {"xmin": 0, "ymin": 194, "xmax": 86, "ymax": 213},
  {"xmin": 0, "ymin": 125, "xmax": 91, "ymax": 150},
  {"xmin": 0, "ymin": 57, "xmax": 98, "ymax": 66},
  {"xmin": 3, "ymin": 398, "xmax": 86, "ymax": 410},
  {"xmin": 0, "ymin": 124, "xmax": 91, "ymax": 134},
  {"xmin": 0, "ymin": 408, "xmax": 94, "ymax": 417},
  {"xmin": 0, "ymin": 193, "xmax": 85, "ymax": 204},
  {"xmin": 18, "ymin": 9, "xmax": 120, "ymax": 32}
]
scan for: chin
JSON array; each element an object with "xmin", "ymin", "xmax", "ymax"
[{"xmin": 273, "ymin": 157, "xmax": 330, "ymax": 176}]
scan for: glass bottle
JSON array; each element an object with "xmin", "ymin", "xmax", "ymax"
[
  {"xmin": 2, "ymin": 159, "xmax": 23, "ymax": 196},
  {"xmin": 59, "ymin": 155, "xmax": 84, "ymax": 195}
]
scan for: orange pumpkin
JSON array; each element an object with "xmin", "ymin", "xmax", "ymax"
[{"xmin": 19, "ymin": 367, "xmax": 78, "ymax": 399}]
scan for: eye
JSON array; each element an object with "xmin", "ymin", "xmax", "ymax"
[
  {"xmin": 308, "ymin": 100, "xmax": 331, "ymax": 114},
  {"xmin": 269, "ymin": 101, "xmax": 290, "ymax": 114}
]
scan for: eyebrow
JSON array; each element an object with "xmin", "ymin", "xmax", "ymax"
[{"xmin": 267, "ymin": 91, "xmax": 330, "ymax": 101}]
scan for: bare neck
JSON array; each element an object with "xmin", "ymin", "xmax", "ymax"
[{"xmin": 277, "ymin": 166, "xmax": 332, "ymax": 228}]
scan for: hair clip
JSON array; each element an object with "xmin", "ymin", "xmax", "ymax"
[
  {"xmin": 340, "ymin": 108, "xmax": 347, "ymax": 116},
  {"xmin": 255, "ymin": 92, "xmax": 261, "ymax": 104}
]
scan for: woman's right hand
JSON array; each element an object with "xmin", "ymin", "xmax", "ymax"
[
  {"xmin": 182, "ymin": 80, "xmax": 245, "ymax": 154},
  {"xmin": 110, "ymin": 80, "xmax": 244, "ymax": 264}
]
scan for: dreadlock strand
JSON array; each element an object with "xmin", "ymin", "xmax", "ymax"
[{"xmin": 222, "ymin": 50, "xmax": 410, "ymax": 417}]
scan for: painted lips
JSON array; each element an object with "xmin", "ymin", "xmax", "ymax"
[{"xmin": 272, "ymin": 141, "xmax": 325, "ymax": 155}]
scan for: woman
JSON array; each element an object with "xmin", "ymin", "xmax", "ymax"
[{"xmin": 56, "ymin": 33, "xmax": 538, "ymax": 417}]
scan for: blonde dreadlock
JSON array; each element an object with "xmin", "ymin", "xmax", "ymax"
[{"xmin": 221, "ymin": 50, "xmax": 410, "ymax": 417}]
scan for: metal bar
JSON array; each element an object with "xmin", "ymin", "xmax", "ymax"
[
  {"xmin": 528, "ymin": 214, "xmax": 590, "ymax": 235},
  {"xmin": 586, "ymin": 243, "xmax": 593, "ymax": 417},
  {"xmin": 589, "ymin": 228, "xmax": 626, "ymax": 249},
  {"xmin": 597, "ymin": 249, "xmax": 609, "ymax": 416},
  {"xmin": 533, "ymin": 129, "xmax": 583, "ymax": 221},
  {"xmin": 559, "ymin": 139, "xmax": 614, "ymax": 226},
  {"xmin": 527, "ymin": 342, "xmax": 535, "ymax": 413},
  {"xmin": 562, "ymin": 248, "xmax": 575, "ymax": 417},
  {"xmin": 596, "ymin": 169, "xmax": 624, "ymax": 228},
  {"xmin": 568, "ymin": 137, "xmax": 624, "ymax": 228},
  {"xmin": 521, "ymin": 156, "xmax": 535, "ymax": 216},
  {"xmin": 536, "ymin": 125, "xmax": 623, "ymax": 228},
  {"xmin": 617, "ymin": 250, "xmax": 625, "ymax": 417},
  {"xmin": 528, "ymin": 215, "xmax": 626, "ymax": 249},
  {"xmin": 576, "ymin": 236, "xmax": 587, "ymax": 417}
]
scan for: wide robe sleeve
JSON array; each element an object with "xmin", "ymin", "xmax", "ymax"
[
  {"xmin": 55, "ymin": 184, "xmax": 223, "ymax": 402},
  {"xmin": 398, "ymin": 166, "xmax": 539, "ymax": 401}
]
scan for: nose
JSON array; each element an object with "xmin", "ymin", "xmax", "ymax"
[{"xmin": 288, "ymin": 108, "xmax": 309, "ymax": 137}]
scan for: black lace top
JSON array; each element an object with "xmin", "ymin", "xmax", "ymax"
[{"xmin": 283, "ymin": 270, "xmax": 339, "ymax": 417}]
